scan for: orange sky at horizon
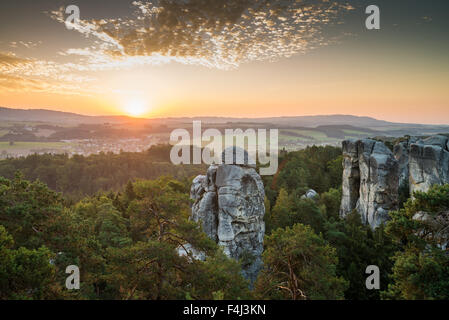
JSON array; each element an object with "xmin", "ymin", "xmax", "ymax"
[
  {"xmin": 1, "ymin": 1, "xmax": 448, "ymax": 125},
  {"xmin": 1, "ymin": 49, "xmax": 448, "ymax": 125}
]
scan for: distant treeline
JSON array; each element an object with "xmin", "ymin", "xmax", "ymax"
[
  {"xmin": 0, "ymin": 144, "xmax": 206, "ymax": 199},
  {"xmin": 0, "ymin": 123, "xmax": 170, "ymax": 142}
]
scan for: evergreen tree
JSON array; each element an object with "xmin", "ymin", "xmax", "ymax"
[{"xmin": 255, "ymin": 223, "xmax": 347, "ymax": 300}]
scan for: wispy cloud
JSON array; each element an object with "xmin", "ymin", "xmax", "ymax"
[
  {"xmin": 0, "ymin": 51, "xmax": 92, "ymax": 95},
  {"xmin": 0, "ymin": 52, "xmax": 29, "ymax": 66},
  {"xmin": 0, "ymin": 72, "xmax": 88, "ymax": 95},
  {"xmin": 51, "ymin": 0, "xmax": 354, "ymax": 69},
  {"xmin": 2, "ymin": 1, "xmax": 354, "ymax": 95},
  {"xmin": 9, "ymin": 41, "xmax": 43, "ymax": 49}
]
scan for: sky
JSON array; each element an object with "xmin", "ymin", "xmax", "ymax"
[{"xmin": 0, "ymin": 0, "xmax": 448, "ymax": 124}]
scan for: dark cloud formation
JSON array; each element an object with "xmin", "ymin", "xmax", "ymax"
[{"xmin": 53, "ymin": 0, "xmax": 354, "ymax": 69}]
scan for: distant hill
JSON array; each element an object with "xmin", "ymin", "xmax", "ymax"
[
  {"xmin": 0, "ymin": 107, "xmax": 92, "ymax": 123},
  {"xmin": 239, "ymin": 115, "xmax": 394, "ymax": 128},
  {"xmin": 2, "ymin": 106, "xmax": 449, "ymax": 154},
  {"xmin": 1, "ymin": 107, "xmax": 449, "ymax": 136},
  {"xmin": 0, "ymin": 107, "xmax": 142, "ymax": 124},
  {"xmin": 0, "ymin": 107, "xmax": 396, "ymax": 127},
  {"xmin": 147, "ymin": 114, "xmax": 395, "ymax": 128}
]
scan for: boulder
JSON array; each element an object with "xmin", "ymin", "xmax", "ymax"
[{"xmin": 302, "ymin": 189, "xmax": 318, "ymax": 199}]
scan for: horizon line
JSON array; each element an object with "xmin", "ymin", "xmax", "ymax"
[{"xmin": 2, "ymin": 105, "xmax": 449, "ymax": 127}]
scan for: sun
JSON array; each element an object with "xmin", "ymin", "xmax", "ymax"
[{"xmin": 125, "ymin": 99, "xmax": 147, "ymax": 117}]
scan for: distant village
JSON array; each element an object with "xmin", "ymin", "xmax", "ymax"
[{"xmin": 0, "ymin": 137, "xmax": 161, "ymax": 159}]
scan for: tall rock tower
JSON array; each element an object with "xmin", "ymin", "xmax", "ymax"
[
  {"xmin": 190, "ymin": 147, "xmax": 265, "ymax": 285},
  {"xmin": 340, "ymin": 139, "xmax": 399, "ymax": 229}
]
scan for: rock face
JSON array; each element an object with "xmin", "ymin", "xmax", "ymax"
[
  {"xmin": 409, "ymin": 135, "xmax": 449, "ymax": 194},
  {"xmin": 340, "ymin": 139, "xmax": 399, "ymax": 229},
  {"xmin": 394, "ymin": 137, "xmax": 418, "ymax": 189},
  {"xmin": 340, "ymin": 140, "xmax": 361, "ymax": 218},
  {"xmin": 190, "ymin": 148, "xmax": 265, "ymax": 284},
  {"xmin": 341, "ymin": 135, "xmax": 449, "ymax": 229}
]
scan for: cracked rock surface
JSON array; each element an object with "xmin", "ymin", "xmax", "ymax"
[
  {"xmin": 341, "ymin": 135, "xmax": 449, "ymax": 229},
  {"xmin": 409, "ymin": 135, "xmax": 449, "ymax": 195},
  {"xmin": 340, "ymin": 139, "xmax": 399, "ymax": 229},
  {"xmin": 190, "ymin": 148, "xmax": 265, "ymax": 285}
]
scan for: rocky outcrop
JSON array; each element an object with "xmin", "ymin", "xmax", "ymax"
[
  {"xmin": 190, "ymin": 148, "xmax": 265, "ymax": 285},
  {"xmin": 409, "ymin": 135, "xmax": 449, "ymax": 194},
  {"xmin": 341, "ymin": 135, "xmax": 449, "ymax": 229},
  {"xmin": 340, "ymin": 139, "xmax": 399, "ymax": 229},
  {"xmin": 394, "ymin": 137, "xmax": 418, "ymax": 189},
  {"xmin": 340, "ymin": 140, "xmax": 361, "ymax": 218}
]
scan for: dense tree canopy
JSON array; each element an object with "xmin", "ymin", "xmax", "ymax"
[
  {"xmin": 0, "ymin": 174, "xmax": 250, "ymax": 300},
  {"xmin": 0, "ymin": 145, "xmax": 206, "ymax": 200},
  {"xmin": 1, "ymin": 145, "xmax": 448, "ymax": 300},
  {"xmin": 255, "ymin": 223, "xmax": 347, "ymax": 300},
  {"xmin": 383, "ymin": 185, "xmax": 449, "ymax": 300}
]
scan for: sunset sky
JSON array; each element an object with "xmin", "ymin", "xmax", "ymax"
[{"xmin": 0, "ymin": 0, "xmax": 448, "ymax": 124}]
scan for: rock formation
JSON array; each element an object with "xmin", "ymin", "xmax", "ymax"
[
  {"xmin": 302, "ymin": 189, "xmax": 318, "ymax": 199},
  {"xmin": 409, "ymin": 135, "xmax": 449, "ymax": 194},
  {"xmin": 393, "ymin": 136, "xmax": 418, "ymax": 189},
  {"xmin": 190, "ymin": 147, "xmax": 265, "ymax": 284},
  {"xmin": 340, "ymin": 140, "xmax": 361, "ymax": 218},
  {"xmin": 341, "ymin": 135, "xmax": 449, "ymax": 229},
  {"xmin": 340, "ymin": 139, "xmax": 399, "ymax": 229}
]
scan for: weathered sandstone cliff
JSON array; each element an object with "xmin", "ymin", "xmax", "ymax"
[
  {"xmin": 341, "ymin": 135, "xmax": 449, "ymax": 229},
  {"xmin": 190, "ymin": 148, "xmax": 265, "ymax": 284},
  {"xmin": 340, "ymin": 139, "xmax": 398, "ymax": 229}
]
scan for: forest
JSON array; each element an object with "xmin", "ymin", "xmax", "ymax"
[{"xmin": 1, "ymin": 144, "xmax": 448, "ymax": 300}]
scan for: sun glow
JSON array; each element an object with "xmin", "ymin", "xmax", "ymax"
[{"xmin": 125, "ymin": 99, "xmax": 148, "ymax": 117}]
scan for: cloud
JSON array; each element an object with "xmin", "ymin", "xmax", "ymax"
[
  {"xmin": 0, "ymin": 73, "xmax": 85, "ymax": 95},
  {"xmin": 9, "ymin": 41, "xmax": 43, "ymax": 49},
  {"xmin": 0, "ymin": 52, "xmax": 30, "ymax": 66},
  {"xmin": 0, "ymin": 74, "xmax": 42, "ymax": 91},
  {"xmin": 51, "ymin": 0, "xmax": 354, "ymax": 69},
  {"xmin": 0, "ymin": 51, "xmax": 93, "ymax": 82},
  {"xmin": 0, "ymin": 51, "xmax": 92, "ymax": 95},
  {"xmin": 1, "ymin": 1, "xmax": 354, "ymax": 95}
]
